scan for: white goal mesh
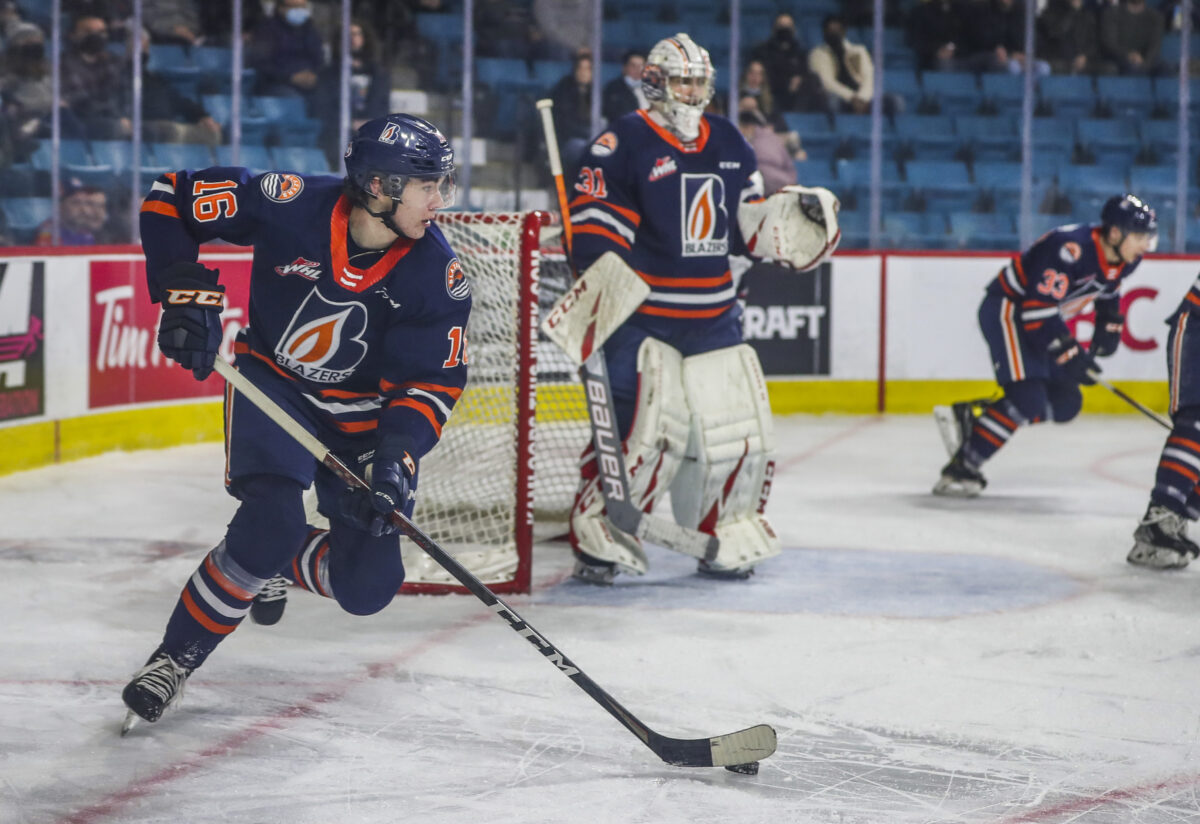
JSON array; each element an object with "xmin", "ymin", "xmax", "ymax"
[{"xmin": 400, "ymin": 212, "xmax": 589, "ymax": 593}]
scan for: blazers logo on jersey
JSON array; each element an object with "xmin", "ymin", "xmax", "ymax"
[
  {"xmin": 445, "ymin": 258, "xmax": 470, "ymax": 300},
  {"xmin": 274, "ymin": 257, "xmax": 322, "ymax": 280},
  {"xmin": 275, "ymin": 290, "xmax": 368, "ymax": 382},
  {"xmin": 260, "ymin": 173, "xmax": 304, "ymax": 203},
  {"xmin": 680, "ymin": 174, "xmax": 729, "ymax": 256}
]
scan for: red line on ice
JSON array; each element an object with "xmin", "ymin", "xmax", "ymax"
[
  {"xmin": 774, "ymin": 416, "xmax": 883, "ymax": 472},
  {"xmin": 995, "ymin": 770, "xmax": 1200, "ymax": 822}
]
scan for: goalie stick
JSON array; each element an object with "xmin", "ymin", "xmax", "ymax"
[
  {"xmin": 535, "ymin": 98, "xmax": 719, "ymax": 563},
  {"xmin": 212, "ymin": 358, "xmax": 776, "ymax": 770}
]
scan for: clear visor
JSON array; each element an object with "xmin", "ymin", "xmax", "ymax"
[{"xmin": 374, "ymin": 171, "xmax": 457, "ymax": 208}]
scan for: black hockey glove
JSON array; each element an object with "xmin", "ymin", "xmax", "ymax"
[
  {"xmin": 1089, "ymin": 305, "xmax": 1124, "ymax": 358},
  {"xmin": 341, "ymin": 448, "xmax": 415, "ymax": 537},
  {"xmin": 1049, "ymin": 334, "xmax": 1099, "ymax": 386},
  {"xmin": 156, "ymin": 261, "xmax": 225, "ymax": 381}
]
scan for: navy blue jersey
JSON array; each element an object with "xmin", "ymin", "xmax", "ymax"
[
  {"xmin": 140, "ymin": 169, "xmax": 470, "ymax": 460},
  {"xmin": 986, "ymin": 222, "xmax": 1143, "ymax": 349},
  {"xmin": 568, "ymin": 110, "xmax": 762, "ymax": 321}
]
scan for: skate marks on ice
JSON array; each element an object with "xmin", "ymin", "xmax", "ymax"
[{"xmin": 537, "ymin": 545, "xmax": 1082, "ymax": 618}]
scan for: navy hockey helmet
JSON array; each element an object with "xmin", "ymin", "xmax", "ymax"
[
  {"xmin": 344, "ymin": 113, "xmax": 456, "ymax": 206},
  {"xmin": 1100, "ymin": 194, "xmax": 1157, "ymax": 236}
]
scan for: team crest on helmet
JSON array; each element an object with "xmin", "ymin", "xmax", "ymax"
[
  {"xmin": 261, "ymin": 173, "xmax": 305, "ymax": 203},
  {"xmin": 379, "ymin": 122, "xmax": 401, "ymax": 144},
  {"xmin": 591, "ymin": 132, "xmax": 619, "ymax": 157},
  {"xmin": 445, "ymin": 258, "xmax": 470, "ymax": 300}
]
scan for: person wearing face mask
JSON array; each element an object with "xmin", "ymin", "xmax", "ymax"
[
  {"xmin": 749, "ymin": 13, "xmax": 827, "ymax": 114},
  {"xmin": 249, "ymin": 0, "xmax": 325, "ymax": 103},
  {"xmin": 132, "ymin": 28, "xmax": 222, "ymax": 144},
  {"xmin": 61, "ymin": 15, "xmax": 132, "ymax": 139},
  {"xmin": 602, "ymin": 50, "xmax": 647, "ymax": 127},
  {"xmin": 141, "ymin": 0, "xmax": 202, "ymax": 48},
  {"xmin": 808, "ymin": 15, "xmax": 874, "ymax": 116},
  {"xmin": 1, "ymin": 25, "xmax": 55, "ymax": 141}
]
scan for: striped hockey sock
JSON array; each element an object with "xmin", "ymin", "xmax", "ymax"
[
  {"xmin": 1150, "ymin": 423, "xmax": 1200, "ymax": 516},
  {"xmin": 161, "ymin": 541, "xmax": 271, "ymax": 670},
  {"xmin": 962, "ymin": 400, "xmax": 1024, "ymax": 466},
  {"xmin": 289, "ymin": 529, "xmax": 334, "ymax": 598}
]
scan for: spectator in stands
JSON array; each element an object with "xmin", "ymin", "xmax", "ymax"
[
  {"xmin": 476, "ymin": 0, "xmax": 547, "ymax": 60},
  {"xmin": 1038, "ymin": 0, "xmax": 1106, "ymax": 75},
  {"xmin": 0, "ymin": 1, "xmax": 30, "ymax": 48},
  {"xmin": 316, "ymin": 20, "xmax": 391, "ymax": 160},
  {"xmin": 750, "ymin": 13, "xmax": 826, "ymax": 113},
  {"xmin": 142, "ymin": 0, "xmax": 202, "ymax": 47},
  {"xmin": 809, "ymin": 14, "xmax": 875, "ymax": 115},
  {"xmin": 249, "ymin": 0, "xmax": 325, "ymax": 104},
  {"xmin": 602, "ymin": 50, "xmax": 646, "ymax": 126},
  {"xmin": 62, "ymin": 15, "xmax": 131, "ymax": 140},
  {"xmin": 739, "ymin": 72, "xmax": 806, "ymax": 161},
  {"xmin": 1, "ymin": 24, "xmax": 55, "ymax": 145},
  {"xmin": 908, "ymin": 0, "xmax": 965, "ymax": 72},
  {"xmin": 549, "ymin": 51, "xmax": 594, "ymax": 178},
  {"xmin": 34, "ymin": 177, "xmax": 109, "ymax": 246},
  {"xmin": 738, "ymin": 101, "xmax": 799, "ymax": 195},
  {"xmin": 134, "ymin": 29, "xmax": 222, "ymax": 144},
  {"xmin": 961, "ymin": 0, "xmax": 1050, "ymax": 76},
  {"xmin": 1100, "ymin": 0, "xmax": 1165, "ymax": 75}
]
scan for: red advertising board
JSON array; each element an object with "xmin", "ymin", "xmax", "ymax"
[{"xmin": 89, "ymin": 256, "xmax": 252, "ymax": 408}]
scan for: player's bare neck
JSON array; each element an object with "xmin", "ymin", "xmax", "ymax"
[
  {"xmin": 349, "ymin": 204, "xmax": 399, "ymax": 250},
  {"xmin": 1099, "ymin": 235, "xmax": 1122, "ymax": 265}
]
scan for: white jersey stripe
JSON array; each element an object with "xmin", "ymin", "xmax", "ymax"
[{"xmin": 570, "ymin": 208, "xmax": 636, "ymax": 241}]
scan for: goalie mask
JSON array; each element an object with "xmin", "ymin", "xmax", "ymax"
[{"xmin": 642, "ymin": 33, "xmax": 714, "ymax": 142}]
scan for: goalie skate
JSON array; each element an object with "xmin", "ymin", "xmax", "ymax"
[
  {"xmin": 120, "ymin": 647, "xmax": 192, "ymax": 734},
  {"xmin": 1128, "ymin": 506, "xmax": 1200, "ymax": 570}
]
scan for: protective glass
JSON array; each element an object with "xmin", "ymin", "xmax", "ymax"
[{"xmin": 375, "ymin": 172, "xmax": 457, "ymax": 208}]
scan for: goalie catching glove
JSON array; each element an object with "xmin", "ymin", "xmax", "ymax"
[
  {"xmin": 738, "ymin": 184, "xmax": 841, "ymax": 271},
  {"xmin": 156, "ymin": 261, "xmax": 225, "ymax": 381}
]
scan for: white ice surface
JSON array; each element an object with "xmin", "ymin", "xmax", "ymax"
[{"xmin": 2, "ymin": 415, "xmax": 1200, "ymax": 823}]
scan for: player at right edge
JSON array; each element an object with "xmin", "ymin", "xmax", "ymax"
[{"xmin": 551, "ymin": 33, "xmax": 840, "ymax": 584}]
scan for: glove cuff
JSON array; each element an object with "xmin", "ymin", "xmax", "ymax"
[{"xmin": 156, "ymin": 261, "xmax": 222, "ymax": 303}]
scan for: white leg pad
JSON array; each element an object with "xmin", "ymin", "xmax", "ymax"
[
  {"xmin": 671, "ymin": 344, "xmax": 781, "ymax": 570},
  {"xmin": 569, "ymin": 337, "xmax": 689, "ymax": 571}
]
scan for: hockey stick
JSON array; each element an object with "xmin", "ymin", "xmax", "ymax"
[
  {"xmin": 1088, "ymin": 371, "xmax": 1172, "ymax": 430},
  {"xmin": 213, "ymin": 358, "xmax": 775, "ymax": 770},
  {"xmin": 535, "ymin": 99, "xmax": 718, "ymax": 563}
]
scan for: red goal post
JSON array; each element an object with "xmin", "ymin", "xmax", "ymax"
[{"xmin": 399, "ymin": 211, "xmax": 587, "ymax": 594}]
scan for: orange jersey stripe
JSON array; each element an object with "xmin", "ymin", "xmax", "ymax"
[
  {"xmin": 975, "ymin": 426, "xmax": 1004, "ymax": 448},
  {"xmin": 987, "ymin": 409, "xmax": 1017, "ymax": 430},
  {"xmin": 181, "ymin": 589, "xmax": 239, "ymax": 635},
  {"xmin": 636, "ymin": 304, "xmax": 731, "ymax": 319},
  {"xmin": 568, "ymin": 194, "xmax": 641, "ymax": 225},
  {"xmin": 1167, "ymin": 436, "xmax": 1200, "ymax": 453},
  {"xmin": 1161, "ymin": 459, "xmax": 1200, "ymax": 484},
  {"xmin": 203, "ymin": 554, "xmax": 255, "ymax": 601},
  {"xmin": 391, "ymin": 397, "xmax": 443, "ymax": 437},
  {"xmin": 397, "ymin": 380, "xmax": 464, "ymax": 400},
  {"xmin": 328, "ymin": 418, "xmax": 379, "ymax": 434},
  {"xmin": 572, "ymin": 223, "xmax": 632, "ymax": 248},
  {"xmin": 140, "ymin": 200, "xmax": 180, "ymax": 219},
  {"xmin": 638, "ymin": 271, "xmax": 732, "ymax": 289}
]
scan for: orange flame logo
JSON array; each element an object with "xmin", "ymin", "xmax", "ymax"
[
  {"xmin": 687, "ymin": 179, "xmax": 715, "ymax": 240},
  {"xmin": 285, "ymin": 309, "xmax": 353, "ymax": 366}
]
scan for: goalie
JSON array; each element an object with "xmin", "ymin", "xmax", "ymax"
[{"xmin": 556, "ymin": 32, "xmax": 839, "ymax": 584}]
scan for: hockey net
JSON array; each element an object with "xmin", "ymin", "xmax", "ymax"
[{"xmin": 400, "ymin": 211, "xmax": 587, "ymax": 594}]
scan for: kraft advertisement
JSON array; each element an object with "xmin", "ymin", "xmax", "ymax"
[
  {"xmin": 0, "ymin": 260, "xmax": 44, "ymax": 422},
  {"xmin": 88, "ymin": 258, "xmax": 252, "ymax": 409},
  {"xmin": 740, "ymin": 261, "xmax": 832, "ymax": 376}
]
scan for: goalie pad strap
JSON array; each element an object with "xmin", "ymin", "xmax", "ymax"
[{"xmin": 540, "ymin": 251, "xmax": 650, "ymax": 367}]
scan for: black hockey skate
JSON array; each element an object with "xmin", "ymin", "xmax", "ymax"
[
  {"xmin": 572, "ymin": 552, "xmax": 618, "ymax": 585},
  {"xmin": 697, "ymin": 559, "xmax": 755, "ymax": 580},
  {"xmin": 1128, "ymin": 505, "xmax": 1200, "ymax": 570},
  {"xmin": 932, "ymin": 450, "xmax": 987, "ymax": 498},
  {"xmin": 250, "ymin": 575, "xmax": 290, "ymax": 625},
  {"xmin": 121, "ymin": 646, "xmax": 192, "ymax": 734}
]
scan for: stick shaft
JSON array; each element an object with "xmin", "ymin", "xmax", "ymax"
[
  {"xmin": 1091, "ymin": 373, "xmax": 1172, "ymax": 430},
  {"xmin": 212, "ymin": 358, "xmax": 759, "ymax": 767},
  {"xmin": 535, "ymin": 98, "xmax": 574, "ymax": 257}
]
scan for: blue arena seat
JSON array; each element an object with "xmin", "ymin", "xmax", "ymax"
[
  {"xmin": 882, "ymin": 68, "xmax": 922, "ymax": 113},
  {"xmin": 1096, "ymin": 75, "xmax": 1155, "ymax": 118},
  {"xmin": 271, "ymin": 146, "xmax": 334, "ymax": 175},
  {"xmin": 149, "ymin": 143, "xmax": 215, "ymax": 171},
  {"xmin": 832, "ymin": 113, "xmax": 898, "ymax": 159},
  {"xmin": 980, "ymin": 73, "xmax": 1025, "ymax": 116},
  {"xmin": 949, "ymin": 212, "xmax": 1018, "ymax": 250},
  {"xmin": 1038, "ymin": 75, "xmax": 1097, "ymax": 119},
  {"xmin": 0, "ymin": 197, "xmax": 52, "ymax": 240},
  {"xmin": 905, "ymin": 159, "xmax": 976, "ymax": 212},
  {"xmin": 893, "ymin": 114, "xmax": 958, "ymax": 160},
  {"xmin": 920, "ymin": 72, "xmax": 980, "ymax": 115},
  {"xmin": 1152, "ymin": 76, "xmax": 1200, "ymax": 117},
  {"xmin": 214, "ymin": 144, "xmax": 274, "ymax": 174},
  {"xmin": 1128, "ymin": 164, "xmax": 1187, "ymax": 207},
  {"xmin": 954, "ymin": 115, "xmax": 1018, "ymax": 162},
  {"xmin": 26, "ymin": 139, "xmax": 90, "ymax": 170},
  {"xmin": 835, "ymin": 157, "xmax": 910, "ymax": 211},
  {"xmin": 882, "ymin": 211, "xmax": 949, "ymax": 249},
  {"xmin": 1075, "ymin": 117, "xmax": 1139, "ymax": 160},
  {"xmin": 974, "ymin": 160, "xmax": 1054, "ymax": 213}
]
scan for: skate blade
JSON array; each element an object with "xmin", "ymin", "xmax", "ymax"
[
  {"xmin": 1127, "ymin": 542, "xmax": 1191, "ymax": 570},
  {"xmin": 120, "ymin": 710, "xmax": 140, "ymax": 737},
  {"xmin": 932, "ymin": 405, "xmax": 961, "ymax": 459},
  {"xmin": 932, "ymin": 476, "xmax": 982, "ymax": 498}
]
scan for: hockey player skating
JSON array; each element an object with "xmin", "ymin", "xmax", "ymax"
[
  {"xmin": 933, "ymin": 194, "xmax": 1157, "ymax": 497},
  {"xmin": 1127, "ymin": 271, "xmax": 1200, "ymax": 569},
  {"xmin": 552, "ymin": 33, "xmax": 839, "ymax": 584},
  {"xmin": 121, "ymin": 113, "xmax": 466, "ymax": 730}
]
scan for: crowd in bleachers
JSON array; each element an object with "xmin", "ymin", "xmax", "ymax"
[{"xmin": 1, "ymin": 0, "xmax": 1198, "ymax": 249}]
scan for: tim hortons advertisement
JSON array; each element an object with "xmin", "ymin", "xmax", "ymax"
[
  {"xmin": 0, "ymin": 260, "xmax": 45, "ymax": 422},
  {"xmin": 89, "ymin": 258, "xmax": 251, "ymax": 408},
  {"xmin": 740, "ymin": 261, "xmax": 831, "ymax": 376}
]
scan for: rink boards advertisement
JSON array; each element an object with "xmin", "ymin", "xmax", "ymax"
[{"xmin": 1, "ymin": 246, "xmax": 1198, "ymax": 473}]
